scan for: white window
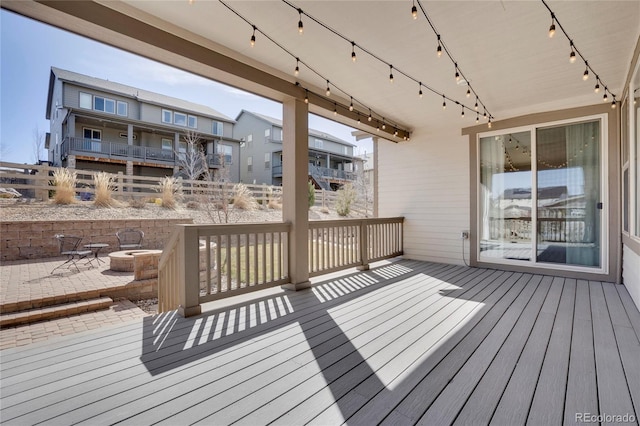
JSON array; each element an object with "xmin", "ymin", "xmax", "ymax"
[
  {"xmin": 94, "ymin": 96, "xmax": 115, "ymax": 114},
  {"xmin": 213, "ymin": 121, "xmax": 224, "ymax": 136},
  {"xmin": 273, "ymin": 128, "xmax": 282, "ymax": 142},
  {"xmin": 265, "ymin": 128, "xmax": 271, "ymax": 142},
  {"xmin": 264, "ymin": 152, "xmax": 271, "ymax": 169},
  {"xmin": 79, "ymin": 92, "xmax": 92, "ymax": 109},
  {"xmin": 162, "ymin": 109, "xmax": 172, "ymax": 124},
  {"xmin": 343, "ymin": 146, "xmax": 349, "ymax": 155},
  {"xmin": 188, "ymin": 115, "xmax": 197, "ymax": 129},
  {"xmin": 174, "ymin": 112, "xmax": 187, "ymax": 127},
  {"xmin": 117, "ymin": 101, "xmax": 128, "ymax": 117},
  {"xmin": 83, "ymin": 127, "xmax": 101, "ymax": 141},
  {"xmin": 314, "ymin": 139, "xmax": 324, "ymax": 149},
  {"xmin": 247, "ymin": 156, "xmax": 253, "ymax": 173},
  {"xmin": 217, "ymin": 144, "xmax": 233, "ymax": 164},
  {"xmin": 162, "ymin": 138, "xmax": 173, "ymax": 150}
]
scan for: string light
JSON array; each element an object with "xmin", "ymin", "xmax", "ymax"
[
  {"xmin": 357, "ymin": 114, "xmax": 361, "ymax": 124},
  {"xmin": 611, "ymin": 97, "xmax": 616, "ymax": 109},
  {"xmin": 582, "ymin": 62, "xmax": 589, "ymax": 81},
  {"xmin": 436, "ymin": 34, "xmax": 442, "ymax": 57},
  {"xmin": 454, "ymin": 63, "xmax": 460, "ymax": 82},
  {"xmin": 411, "ymin": 0, "xmax": 418, "ymax": 19},
  {"xmin": 442, "ymin": 95, "xmax": 446, "ymax": 110},
  {"xmin": 488, "ymin": 118, "xmax": 492, "ymax": 128},
  {"xmin": 368, "ymin": 109, "xmax": 372, "ymax": 121},
  {"xmin": 326, "ymin": 80, "xmax": 331, "ymax": 96},
  {"xmin": 569, "ymin": 41, "xmax": 576, "ymax": 63},
  {"xmin": 418, "ymin": 83, "xmax": 423, "ymax": 98},
  {"xmin": 476, "ymin": 113, "xmax": 480, "ymax": 123},
  {"xmin": 297, "ymin": 8, "xmax": 304, "ymax": 34},
  {"xmin": 351, "ymin": 42, "xmax": 356, "ymax": 62},
  {"xmin": 461, "ymin": 105, "xmax": 465, "ymax": 118},
  {"xmin": 250, "ymin": 25, "xmax": 256, "ymax": 47},
  {"xmin": 333, "ymin": 103, "xmax": 337, "ymax": 116},
  {"xmin": 394, "ymin": 128, "xmax": 398, "ymax": 137},
  {"xmin": 475, "ymin": 97, "xmax": 479, "ymax": 111},
  {"xmin": 543, "ymin": 1, "xmax": 617, "ymax": 104},
  {"xmin": 382, "ymin": 120, "xmax": 386, "ymax": 130},
  {"xmin": 389, "ymin": 65, "xmax": 394, "ymax": 83},
  {"xmin": 466, "ymin": 87, "xmax": 471, "ymax": 98},
  {"xmin": 222, "ymin": 0, "xmax": 411, "ymax": 140}
]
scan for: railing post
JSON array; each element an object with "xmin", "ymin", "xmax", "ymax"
[
  {"xmin": 357, "ymin": 220, "xmax": 369, "ymax": 271},
  {"xmin": 178, "ymin": 226, "xmax": 202, "ymax": 317},
  {"xmin": 35, "ymin": 169, "xmax": 49, "ymax": 201},
  {"xmin": 117, "ymin": 171, "xmax": 123, "ymax": 195}
]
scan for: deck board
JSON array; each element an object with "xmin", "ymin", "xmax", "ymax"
[{"xmin": 1, "ymin": 260, "xmax": 639, "ymax": 426}]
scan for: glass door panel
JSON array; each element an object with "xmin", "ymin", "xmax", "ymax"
[
  {"xmin": 536, "ymin": 121, "xmax": 601, "ymax": 267},
  {"xmin": 479, "ymin": 131, "xmax": 532, "ymax": 261}
]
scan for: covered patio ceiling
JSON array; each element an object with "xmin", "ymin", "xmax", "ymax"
[{"xmin": 4, "ymin": 1, "xmax": 639, "ymax": 138}]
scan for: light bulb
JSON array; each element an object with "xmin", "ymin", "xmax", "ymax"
[
  {"xmin": 603, "ymin": 92, "xmax": 608, "ymax": 102},
  {"xmin": 394, "ymin": 129, "xmax": 398, "ymax": 136},
  {"xmin": 357, "ymin": 115, "xmax": 361, "ymax": 124},
  {"xmin": 326, "ymin": 81, "xmax": 331, "ymax": 96},
  {"xmin": 476, "ymin": 113, "xmax": 480, "ymax": 123},
  {"xmin": 488, "ymin": 120, "xmax": 492, "ymax": 129},
  {"xmin": 376, "ymin": 125, "xmax": 380, "ymax": 132},
  {"xmin": 461, "ymin": 106, "xmax": 465, "ymax": 118},
  {"xmin": 436, "ymin": 35, "xmax": 442, "ymax": 58},
  {"xmin": 583, "ymin": 64, "xmax": 589, "ymax": 81},
  {"xmin": 298, "ymin": 10, "xmax": 303, "ymax": 34},
  {"xmin": 466, "ymin": 87, "xmax": 471, "ymax": 98},
  {"xmin": 351, "ymin": 42, "xmax": 357, "ymax": 62},
  {"xmin": 474, "ymin": 98, "xmax": 479, "ymax": 111},
  {"xmin": 389, "ymin": 65, "xmax": 394, "ymax": 83},
  {"xmin": 442, "ymin": 95, "xmax": 446, "ymax": 110},
  {"xmin": 349, "ymin": 97, "xmax": 354, "ymax": 111},
  {"xmin": 250, "ymin": 26, "xmax": 256, "ymax": 47},
  {"xmin": 611, "ymin": 100, "xmax": 616, "ymax": 109},
  {"xmin": 411, "ymin": 3, "xmax": 417, "ymax": 19},
  {"xmin": 455, "ymin": 69, "xmax": 460, "ymax": 82},
  {"xmin": 333, "ymin": 105, "xmax": 337, "ymax": 116},
  {"xmin": 418, "ymin": 83, "xmax": 423, "ymax": 98},
  {"xmin": 368, "ymin": 110, "xmax": 372, "ymax": 121},
  {"xmin": 549, "ymin": 15, "xmax": 556, "ymax": 38},
  {"xmin": 569, "ymin": 42, "xmax": 576, "ymax": 63},
  {"xmin": 594, "ymin": 81, "xmax": 600, "ymax": 93},
  {"xmin": 382, "ymin": 121, "xmax": 386, "ymax": 130},
  {"xmin": 304, "ymin": 90, "xmax": 309, "ymax": 104}
]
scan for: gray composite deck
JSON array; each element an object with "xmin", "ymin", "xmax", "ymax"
[{"xmin": 1, "ymin": 260, "xmax": 639, "ymax": 425}]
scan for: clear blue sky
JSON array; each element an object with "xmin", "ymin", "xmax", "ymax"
[{"xmin": 0, "ymin": 10, "xmax": 369, "ymax": 164}]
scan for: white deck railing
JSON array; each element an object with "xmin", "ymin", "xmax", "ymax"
[{"xmin": 158, "ymin": 217, "xmax": 404, "ymax": 316}]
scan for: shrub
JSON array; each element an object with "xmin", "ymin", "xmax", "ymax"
[
  {"xmin": 308, "ymin": 181, "xmax": 316, "ymax": 209},
  {"xmin": 93, "ymin": 172, "xmax": 116, "ymax": 207},
  {"xmin": 186, "ymin": 200, "xmax": 200, "ymax": 210},
  {"xmin": 232, "ymin": 183, "xmax": 257, "ymax": 210},
  {"xmin": 52, "ymin": 168, "xmax": 77, "ymax": 204},
  {"xmin": 336, "ymin": 183, "xmax": 356, "ymax": 216},
  {"xmin": 157, "ymin": 176, "xmax": 181, "ymax": 209}
]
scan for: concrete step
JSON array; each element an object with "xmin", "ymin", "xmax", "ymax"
[{"xmin": 0, "ymin": 297, "xmax": 113, "ymax": 328}]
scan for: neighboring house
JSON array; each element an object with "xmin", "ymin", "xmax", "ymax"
[
  {"xmin": 46, "ymin": 67, "xmax": 241, "ymax": 181},
  {"xmin": 233, "ymin": 110, "xmax": 360, "ymax": 190}
]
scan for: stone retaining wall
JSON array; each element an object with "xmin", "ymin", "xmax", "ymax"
[{"xmin": 0, "ymin": 219, "xmax": 193, "ymax": 261}]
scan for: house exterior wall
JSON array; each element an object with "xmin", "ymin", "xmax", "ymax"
[
  {"xmin": 377, "ymin": 128, "xmax": 470, "ymax": 265},
  {"xmin": 63, "ymin": 83, "xmax": 140, "ymax": 119}
]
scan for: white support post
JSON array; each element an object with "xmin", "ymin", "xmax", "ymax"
[
  {"xmin": 178, "ymin": 226, "xmax": 202, "ymax": 317},
  {"xmin": 358, "ymin": 221, "xmax": 370, "ymax": 271},
  {"xmin": 281, "ymin": 97, "xmax": 311, "ymax": 291}
]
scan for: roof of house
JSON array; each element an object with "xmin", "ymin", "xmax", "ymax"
[
  {"xmin": 48, "ymin": 67, "xmax": 234, "ymax": 122},
  {"xmin": 236, "ymin": 110, "xmax": 356, "ymax": 147}
]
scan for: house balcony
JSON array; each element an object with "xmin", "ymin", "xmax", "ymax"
[
  {"xmin": 60, "ymin": 137, "xmax": 230, "ymax": 168},
  {"xmin": 272, "ymin": 164, "xmax": 356, "ymax": 184}
]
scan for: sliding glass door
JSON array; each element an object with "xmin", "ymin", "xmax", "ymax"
[{"xmin": 479, "ymin": 117, "xmax": 604, "ymax": 271}]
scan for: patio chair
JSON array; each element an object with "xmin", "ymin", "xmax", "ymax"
[
  {"xmin": 116, "ymin": 229, "xmax": 144, "ymax": 250},
  {"xmin": 51, "ymin": 234, "xmax": 94, "ymax": 274}
]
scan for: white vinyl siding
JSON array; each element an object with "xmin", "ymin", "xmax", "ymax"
[{"xmin": 378, "ymin": 128, "xmax": 470, "ymax": 265}]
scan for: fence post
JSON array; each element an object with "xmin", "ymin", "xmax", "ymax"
[
  {"xmin": 35, "ymin": 169, "xmax": 49, "ymax": 201},
  {"xmin": 117, "ymin": 171, "xmax": 123, "ymax": 195},
  {"xmin": 178, "ymin": 226, "xmax": 202, "ymax": 317},
  {"xmin": 357, "ymin": 220, "xmax": 369, "ymax": 271}
]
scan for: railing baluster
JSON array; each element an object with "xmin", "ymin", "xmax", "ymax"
[
  {"xmin": 226, "ymin": 234, "xmax": 231, "ymax": 292},
  {"xmin": 216, "ymin": 235, "xmax": 222, "ymax": 294},
  {"xmin": 253, "ymin": 233, "xmax": 258, "ymax": 286},
  {"xmin": 262, "ymin": 232, "xmax": 267, "ymax": 285},
  {"xmin": 206, "ymin": 235, "xmax": 211, "ymax": 295},
  {"xmin": 236, "ymin": 234, "xmax": 242, "ymax": 289}
]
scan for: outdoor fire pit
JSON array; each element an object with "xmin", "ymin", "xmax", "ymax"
[{"xmin": 108, "ymin": 250, "xmax": 162, "ymax": 272}]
